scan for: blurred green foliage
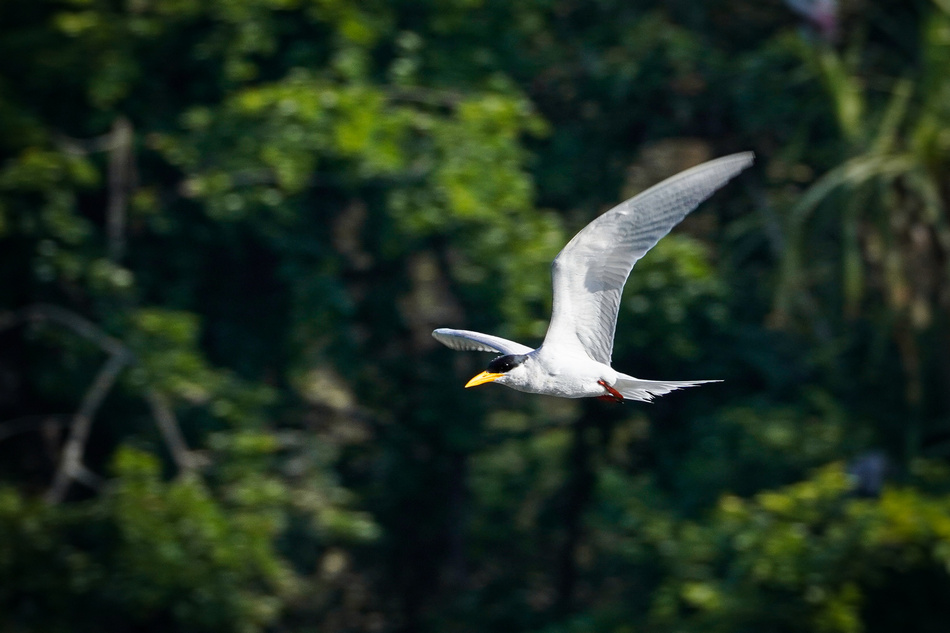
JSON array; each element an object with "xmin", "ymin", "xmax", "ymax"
[
  {"xmin": 2, "ymin": 0, "xmax": 950, "ymax": 631},
  {"xmin": 0, "ymin": 447, "xmax": 293, "ymax": 632}
]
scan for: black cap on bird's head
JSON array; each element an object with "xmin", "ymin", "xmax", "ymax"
[
  {"xmin": 487, "ymin": 354, "xmax": 528, "ymax": 373},
  {"xmin": 466, "ymin": 354, "xmax": 528, "ymax": 388}
]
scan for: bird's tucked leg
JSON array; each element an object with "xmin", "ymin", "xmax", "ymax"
[{"xmin": 597, "ymin": 380, "xmax": 624, "ymax": 403}]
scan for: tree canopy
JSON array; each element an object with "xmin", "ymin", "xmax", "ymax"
[{"xmin": 3, "ymin": 0, "xmax": 950, "ymax": 631}]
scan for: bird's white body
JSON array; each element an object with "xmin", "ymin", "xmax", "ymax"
[
  {"xmin": 433, "ymin": 152, "xmax": 754, "ymax": 402},
  {"xmin": 499, "ymin": 347, "xmax": 619, "ymax": 398}
]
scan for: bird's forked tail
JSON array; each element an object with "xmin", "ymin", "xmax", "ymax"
[{"xmin": 613, "ymin": 374, "xmax": 721, "ymax": 403}]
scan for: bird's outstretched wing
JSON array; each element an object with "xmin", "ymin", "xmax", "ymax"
[
  {"xmin": 542, "ymin": 152, "xmax": 754, "ymax": 364},
  {"xmin": 432, "ymin": 328, "xmax": 534, "ymax": 355}
]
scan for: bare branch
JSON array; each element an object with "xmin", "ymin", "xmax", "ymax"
[
  {"xmin": 0, "ymin": 415, "xmax": 68, "ymax": 443},
  {"xmin": 107, "ymin": 117, "xmax": 136, "ymax": 261},
  {"xmin": 2, "ymin": 303, "xmax": 127, "ymax": 356},
  {"xmin": 145, "ymin": 389, "xmax": 209, "ymax": 473},
  {"xmin": 71, "ymin": 463, "xmax": 104, "ymax": 491},
  {"xmin": 45, "ymin": 349, "xmax": 130, "ymax": 504},
  {"xmin": 54, "ymin": 131, "xmax": 120, "ymax": 156},
  {"xmin": 3, "ymin": 302, "xmax": 207, "ymax": 499},
  {"xmin": 7, "ymin": 303, "xmax": 131, "ymax": 501}
]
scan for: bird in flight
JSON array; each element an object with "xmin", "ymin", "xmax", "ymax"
[{"xmin": 432, "ymin": 152, "xmax": 753, "ymax": 403}]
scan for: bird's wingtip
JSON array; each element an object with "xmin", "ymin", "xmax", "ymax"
[{"xmin": 725, "ymin": 150, "xmax": 755, "ymax": 166}]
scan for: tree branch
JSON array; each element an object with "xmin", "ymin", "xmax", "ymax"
[
  {"xmin": 107, "ymin": 117, "xmax": 136, "ymax": 261},
  {"xmin": 0, "ymin": 303, "xmax": 127, "ymax": 356},
  {"xmin": 45, "ymin": 349, "xmax": 130, "ymax": 503},
  {"xmin": 0, "ymin": 415, "xmax": 68, "ymax": 443},
  {"xmin": 3, "ymin": 303, "xmax": 206, "ymax": 500},
  {"xmin": 145, "ymin": 388, "xmax": 208, "ymax": 473},
  {"xmin": 54, "ymin": 131, "xmax": 121, "ymax": 156}
]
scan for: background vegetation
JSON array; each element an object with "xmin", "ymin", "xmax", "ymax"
[{"xmin": 2, "ymin": 0, "xmax": 950, "ymax": 631}]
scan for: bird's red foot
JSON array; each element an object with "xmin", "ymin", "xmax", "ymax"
[{"xmin": 597, "ymin": 380, "xmax": 624, "ymax": 403}]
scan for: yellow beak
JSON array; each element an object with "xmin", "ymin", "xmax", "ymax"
[{"xmin": 465, "ymin": 371, "xmax": 504, "ymax": 388}]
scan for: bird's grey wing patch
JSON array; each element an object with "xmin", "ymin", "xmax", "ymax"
[{"xmin": 432, "ymin": 328, "xmax": 534, "ymax": 356}]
